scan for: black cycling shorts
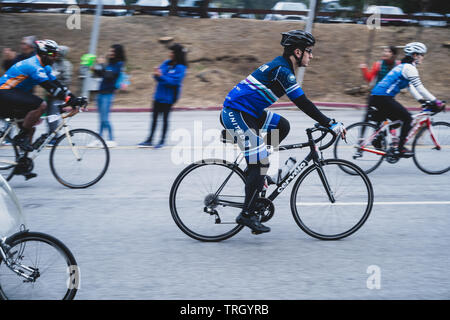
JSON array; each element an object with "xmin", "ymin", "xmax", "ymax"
[{"xmin": 0, "ymin": 88, "xmax": 43, "ymax": 119}]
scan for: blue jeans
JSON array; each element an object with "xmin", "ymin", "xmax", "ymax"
[{"xmin": 97, "ymin": 93, "xmax": 115, "ymax": 141}]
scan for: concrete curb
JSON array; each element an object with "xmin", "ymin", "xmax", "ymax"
[{"xmin": 85, "ymin": 101, "xmax": 423, "ymax": 112}]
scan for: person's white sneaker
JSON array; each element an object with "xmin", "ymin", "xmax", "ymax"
[{"xmin": 106, "ymin": 140, "xmax": 118, "ymax": 148}]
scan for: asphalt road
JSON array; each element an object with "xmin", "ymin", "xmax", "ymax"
[{"xmin": 5, "ymin": 108, "xmax": 450, "ymax": 300}]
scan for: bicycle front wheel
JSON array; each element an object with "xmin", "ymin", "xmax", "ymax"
[
  {"xmin": 334, "ymin": 122, "xmax": 384, "ymax": 174},
  {"xmin": 413, "ymin": 121, "xmax": 450, "ymax": 174},
  {"xmin": 0, "ymin": 231, "xmax": 78, "ymax": 300},
  {"xmin": 170, "ymin": 159, "xmax": 246, "ymax": 242},
  {"xmin": 290, "ymin": 159, "xmax": 373, "ymax": 240},
  {"xmin": 50, "ymin": 129, "xmax": 110, "ymax": 188}
]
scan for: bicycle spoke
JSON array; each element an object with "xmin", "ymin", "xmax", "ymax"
[{"xmin": 170, "ymin": 161, "xmax": 245, "ymax": 241}]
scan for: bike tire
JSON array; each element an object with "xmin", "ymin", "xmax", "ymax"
[
  {"xmin": 170, "ymin": 159, "xmax": 246, "ymax": 242},
  {"xmin": 290, "ymin": 159, "xmax": 374, "ymax": 240},
  {"xmin": 333, "ymin": 122, "xmax": 384, "ymax": 175},
  {"xmin": 49, "ymin": 128, "xmax": 110, "ymax": 188},
  {"xmin": 0, "ymin": 135, "xmax": 19, "ymax": 182},
  {"xmin": 412, "ymin": 121, "xmax": 450, "ymax": 175},
  {"xmin": 0, "ymin": 231, "xmax": 78, "ymax": 300}
]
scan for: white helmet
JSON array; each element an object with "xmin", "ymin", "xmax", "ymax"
[{"xmin": 404, "ymin": 42, "xmax": 427, "ymax": 56}]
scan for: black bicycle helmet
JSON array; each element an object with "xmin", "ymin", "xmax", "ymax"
[
  {"xmin": 35, "ymin": 39, "xmax": 59, "ymax": 56},
  {"xmin": 281, "ymin": 30, "xmax": 315, "ymax": 50}
]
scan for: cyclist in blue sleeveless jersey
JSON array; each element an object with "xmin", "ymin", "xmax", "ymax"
[
  {"xmin": 0, "ymin": 40, "xmax": 79, "ymax": 154},
  {"xmin": 220, "ymin": 30, "xmax": 346, "ymax": 234},
  {"xmin": 369, "ymin": 42, "xmax": 444, "ymax": 158}
]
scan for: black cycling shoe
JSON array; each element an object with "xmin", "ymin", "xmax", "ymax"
[
  {"xmin": 394, "ymin": 147, "xmax": 414, "ymax": 158},
  {"xmin": 24, "ymin": 172, "xmax": 37, "ymax": 180},
  {"xmin": 236, "ymin": 212, "xmax": 271, "ymax": 234},
  {"xmin": 12, "ymin": 134, "xmax": 34, "ymax": 152}
]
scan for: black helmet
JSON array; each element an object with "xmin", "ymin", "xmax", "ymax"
[
  {"xmin": 35, "ymin": 39, "xmax": 59, "ymax": 57},
  {"xmin": 281, "ymin": 30, "xmax": 315, "ymax": 50}
]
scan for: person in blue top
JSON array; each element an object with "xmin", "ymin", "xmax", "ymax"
[
  {"xmin": 92, "ymin": 44, "xmax": 126, "ymax": 147},
  {"xmin": 220, "ymin": 30, "xmax": 346, "ymax": 234},
  {"xmin": 369, "ymin": 42, "xmax": 444, "ymax": 158},
  {"xmin": 139, "ymin": 44, "xmax": 187, "ymax": 148},
  {"xmin": 0, "ymin": 40, "xmax": 79, "ymax": 157}
]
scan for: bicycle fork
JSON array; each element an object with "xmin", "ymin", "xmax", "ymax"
[{"xmin": 0, "ymin": 243, "xmax": 39, "ymax": 282}]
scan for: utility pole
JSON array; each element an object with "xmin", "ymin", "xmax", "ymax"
[
  {"xmin": 297, "ymin": 0, "xmax": 317, "ymax": 86},
  {"xmin": 81, "ymin": 0, "xmax": 103, "ymax": 99}
]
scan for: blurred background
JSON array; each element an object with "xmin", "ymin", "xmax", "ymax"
[{"xmin": 0, "ymin": 0, "xmax": 448, "ymax": 108}]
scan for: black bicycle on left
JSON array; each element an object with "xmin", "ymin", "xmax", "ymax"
[{"xmin": 0, "ymin": 176, "xmax": 79, "ymax": 300}]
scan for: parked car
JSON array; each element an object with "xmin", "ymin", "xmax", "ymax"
[
  {"xmin": 134, "ymin": 0, "xmax": 169, "ymax": 16},
  {"xmin": 29, "ymin": 0, "xmax": 77, "ymax": 13},
  {"xmin": 83, "ymin": 0, "xmax": 128, "ymax": 16},
  {"xmin": 264, "ymin": 2, "xmax": 309, "ymax": 21},
  {"xmin": 412, "ymin": 12, "xmax": 447, "ymax": 27},
  {"xmin": 177, "ymin": 0, "xmax": 219, "ymax": 18},
  {"xmin": 0, "ymin": 0, "xmax": 34, "ymax": 13},
  {"xmin": 316, "ymin": 0, "xmax": 356, "ymax": 23},
  {"xmin": 362, "ymin": 5, "xmax": 414, "ymax": 26}
]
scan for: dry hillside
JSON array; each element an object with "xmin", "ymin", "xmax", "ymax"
[{"xmin": 0, "ymin": 13, "xmax": 449, "ymax": 108}]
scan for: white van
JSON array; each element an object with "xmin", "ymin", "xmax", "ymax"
[{"xmin": 264, "ymin": 2, "xmax": 309, "ymax": 21}]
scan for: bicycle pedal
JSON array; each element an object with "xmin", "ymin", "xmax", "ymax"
[{"xmin": 251, "ymin": 230, "xmax": 263, "ymax": 235}]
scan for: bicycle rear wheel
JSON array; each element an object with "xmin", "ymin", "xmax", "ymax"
[
  {"xmin": 413, "ymin": 121, "xmax": 450, "ymax": 174},
  {"xmin": 0, "ymin": 231, "xmax": 78, "ymax": 300},
  {"xmin": 334, "ymin": 122, "xmax": 384, "ymax": 174},
  {"xmin": 0, "ymin": 134, "xmax": 18, "ymax": 181},
  {"xmin": 290, "ymin": 159, "xmax": 373, "ymax": 240},
  {"xmin": 170, "ymin": 159, "xmax": 245, "ymax": 242},
  {"xmin": 50, "ymin": 128, "xmax": 110, "ymax": 188}
]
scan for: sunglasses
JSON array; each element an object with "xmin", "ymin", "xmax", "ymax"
[{"xmin": 304, "ymin": 48, "xmax": 313, "ymax": 55}]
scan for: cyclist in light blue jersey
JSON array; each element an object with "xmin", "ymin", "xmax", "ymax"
[
  {"xmin": 0, "ymin": 40, "xmax": 79, "ymax": 153},
  {"xmin": 220, "ymin": 30, "xmax": 346, "ymax": 234},
  {"xmin": 369, "ymin": 42, "xmax": 444, "ymax": 157}
]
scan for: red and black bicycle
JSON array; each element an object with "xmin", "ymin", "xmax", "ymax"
[{"xmin": 334, "ymin": 101, "xmax": 449, "ymax": 175}]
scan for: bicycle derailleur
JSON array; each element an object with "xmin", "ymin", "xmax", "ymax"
[{"xmin": 203, "ymin": 193, "xmax": 221, "ymax": 224}]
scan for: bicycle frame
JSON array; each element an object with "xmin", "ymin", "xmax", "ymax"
[
  {"xmin": 0, "ymin": 112, "xmax": 81, "ymax": 163},
  {"xmin": 213, "ymin": 128, "xmax": 335, "ymax": 209},
  {"xmin": 358, "ymin": 111, "xmax": 436, "ymax": 156}
]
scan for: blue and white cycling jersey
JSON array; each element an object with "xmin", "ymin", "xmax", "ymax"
[
  {"xmin": 223, "ymin": 56, "xmax": 305, "ymax": 118},
  {"xmin": 0, "ymin": 55, "xmax": 56, "ymax": 92},
  {"xmin": 371, "ymin": 63, "xmax": 435, "ymax": 101}
]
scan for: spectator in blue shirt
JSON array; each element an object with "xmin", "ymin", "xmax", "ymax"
[
  {"xmin": 92, "ymin": 44, "xmax": 126, "ymax": 147},
  {"xmin": 139, "ymin": 44, "xmax": 187, "ymax": 148}
]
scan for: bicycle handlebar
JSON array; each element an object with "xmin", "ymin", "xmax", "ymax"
[
  {"xmin": 310, "ymin": 124, "xmax": 339, "ymax": 151},
  {"xmin": 57, "ymin": 97, "xmax": 89, "ymax": 118},
  {"xmin": 421, "ymin": 100, "xmax": 446, "ymax": 116}
]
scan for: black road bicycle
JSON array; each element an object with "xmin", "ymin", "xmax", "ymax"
[{"xmin": 170, "ymin": 125, "xmax": 374, "ymax": 242}]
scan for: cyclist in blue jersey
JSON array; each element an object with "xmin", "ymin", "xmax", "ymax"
[
  {"xmin": 220, "ymin": 30, "xmax": 346, "ymax": 234},
  {"xmin": 369, "ymin": 42, "xmax": 444, "ymax": 158},
  {"xmin": 0, "ymin": 40, "xmax": 79, "ymax": 154}
]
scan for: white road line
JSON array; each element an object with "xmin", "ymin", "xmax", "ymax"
[{"xmin": 296, "ymin": 201, "xmax": 450, "ymax": 206}]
